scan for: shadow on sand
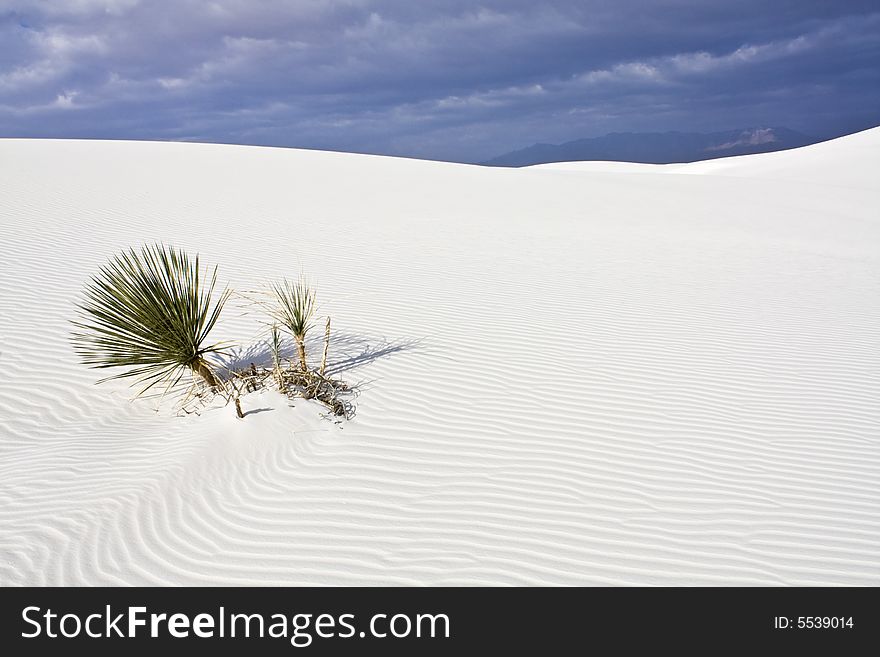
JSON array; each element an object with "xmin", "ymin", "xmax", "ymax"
[{"xmin": 216, "ymin": 331, "xmax": 421, "ymax": 379}]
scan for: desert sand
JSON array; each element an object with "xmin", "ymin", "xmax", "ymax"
[{"xmin": 1, "ymin": 129, "xmax": 878, "ymax": 585}]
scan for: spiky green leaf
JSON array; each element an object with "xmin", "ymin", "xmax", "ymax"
[
  {"xmin": 71, "ymin": 243, "xmax": 230, "ymax": 394},
  {"xmin": 270, "ymin": 277, "xmax": 316, "ymax": 340}
]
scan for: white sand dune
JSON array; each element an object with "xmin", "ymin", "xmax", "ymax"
[{"xmin": 1, "ymin": 129, "xmax": 878, "ymax": 585}]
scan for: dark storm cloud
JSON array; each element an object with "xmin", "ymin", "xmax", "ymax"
[{"xmin": 1, "ymin": 1, "xmax": 878, "ymax": 161}]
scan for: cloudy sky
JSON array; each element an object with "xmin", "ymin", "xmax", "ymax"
[{"xmin": 1, "ymin": 1, "xmax": 878, "ymax": 162}]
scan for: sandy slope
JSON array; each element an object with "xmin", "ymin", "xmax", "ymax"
[
  {"xmin": 0, "ymin": 130, "xmax": 878, "ymax": 585},
  {"xmin": 536, "ymin": 127, "xmax": 880, "ymax": 189}
]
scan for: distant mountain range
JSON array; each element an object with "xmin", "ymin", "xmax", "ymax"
[{"xmin": 483, "ymin": 127, "xmax": 815, "ymax": 167}]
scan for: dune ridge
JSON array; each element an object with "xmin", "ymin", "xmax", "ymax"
[{"xmin": 0, "ymin": 132, "xmax": 878, "ymax": 585}]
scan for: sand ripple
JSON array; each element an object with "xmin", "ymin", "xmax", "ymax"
[{"xmin": 1, "ymin": 136, "xmax": 878, "ymax": 585}]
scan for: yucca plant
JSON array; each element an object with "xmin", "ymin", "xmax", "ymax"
[
  {"xmin": 71, "ymin": 243, "xmax": 231, "ymax": 395},
  {"xmin": 270, "ymin": 277, "xmax": 315, "ymax": 371},
  {"xmin": 269, "ymin": 323, "xmax": 284, "ymax": 385}
]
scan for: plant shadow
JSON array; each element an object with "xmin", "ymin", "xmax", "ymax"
[
  {"xmin": 243, "ymin": 407, "xmax": 273, "ymax": 417},
  {"xmin": 215, "ymin": 330, "xmax": 420, "ymax": 378}
]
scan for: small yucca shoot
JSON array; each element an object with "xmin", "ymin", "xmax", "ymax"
[
  {"xmin": 269, "ymin": 323, "xmax": 284, "ymax": 385},
  {"xmin": 270, "ymin": 277, "xmax": 315, "ymax": 371},
  {"xmin": 71, "ymin": 243, "xmax": 230, "ymax": 395}
]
